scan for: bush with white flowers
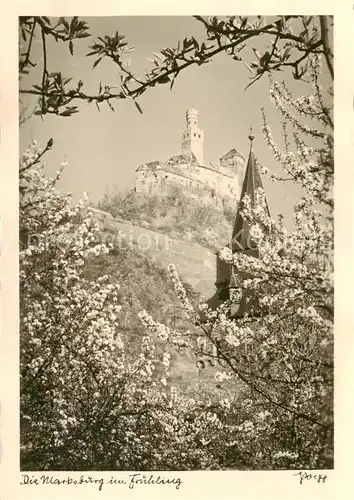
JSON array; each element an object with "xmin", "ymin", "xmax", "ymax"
[
  {"xmin": 20, "ymin": 142, "xmax": 230, "ymax": 471},
  {"xmin": 140, "ymin": 54, "xmax": 333, "ymax": 469}
]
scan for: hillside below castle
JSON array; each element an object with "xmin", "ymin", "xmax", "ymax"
[{"xmin": 134, "ymin": 107, "xmax": 246, "ymax": 210}]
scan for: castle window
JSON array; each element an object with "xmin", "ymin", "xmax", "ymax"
[
  {"xmin": 194, "ymin": 133, "xmax": 196, "ymax": 137},
  {"xmin": 165, "ymin": 175, "xmax": 168, "ymax": 179},
  {"xmin": 198, "ymin": 134, "xmax": 201, "ymax": 138}
]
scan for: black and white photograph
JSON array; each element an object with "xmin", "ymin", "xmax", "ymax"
[{"xmin": 14, "ymin": 12, "xmax": 337, "ymax": 481}]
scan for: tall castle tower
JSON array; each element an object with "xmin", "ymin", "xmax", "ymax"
[{"xmin": 181, "ymin": 106, "xmax": 204, "ymax": 165}]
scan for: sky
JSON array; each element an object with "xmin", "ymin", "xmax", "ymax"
[{"xmin": 19, "ymin": 16, "xmax": 331, "ymax": 228}]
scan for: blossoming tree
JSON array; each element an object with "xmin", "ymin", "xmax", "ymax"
[
  {"xmin": 20, "ymin": 142, "xmax": 231, "ymax": 470},
  {"xmin": 139, "ymin": 50, "xmax": 333, "ymax": 469},
  {"xmin": 19, "ymin": 15, "xmax": 334, "ymax": 470}
]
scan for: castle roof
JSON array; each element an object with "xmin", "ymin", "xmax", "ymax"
[
  {"xmin": 166, "ymin": 153, "xmax": 198, "ymax": 165},
  {"xmin": 220, "ymin": 148, "xmax": 245, "ymax": 161},
  {"xmin": 231, "ymin": 132, "xmax": 270, "ymax": 253},
  {"xmin": 186, "ymin": 106, "xmax": 199, "ymax": 116},
  {"xmin": 136, "ymin": 151, "xmax": 237, "ymax": 181},
  {"xmin": 135, "ymin": 160, "xmax": 163, "ymax": 172},
  {"xmin": 163, "ymin": 164, "xmax": 193, "ymax": 179}
]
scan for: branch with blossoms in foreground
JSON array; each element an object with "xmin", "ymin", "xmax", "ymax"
[
  {"xmin": 20, "ymin": 141, "xmax": 200, "ymax": 470},
  {"xmin": 19, "ymin": 16, "xmax": 332, "ymax": 118},
  {"xmin": 22, "ymin": 141, "xmax": 257, "ymax": 471},
  {"xmin": 139, "ymin": 60, "xmax": 333, "ymax": 440},
  {"xmin": 259, "ymin": 60, "xmax": 333, "ymax": 212},
  {"xmin": 138, "ymin": 263, "xmax": 332, "ymax": 433}
]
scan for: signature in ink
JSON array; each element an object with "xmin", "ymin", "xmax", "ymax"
[{"xmin": 293, "ymin": 471, "xmax": 328, "ymax": 485}]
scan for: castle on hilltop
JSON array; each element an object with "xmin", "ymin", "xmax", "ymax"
[{"xmin": 134, "ymin": 107, "xmax": 246, "ymax": 210}]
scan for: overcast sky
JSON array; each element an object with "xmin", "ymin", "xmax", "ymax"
[{"xmin": 19, "ymin": 16, "xmax": 332, "ymax": 228}]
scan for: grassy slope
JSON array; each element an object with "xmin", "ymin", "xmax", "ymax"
[
  {"xmin": 91, "ymin": 208, "xmax": 217, "ymax": 298},
  {"xmin": 85, "ymin": 189, "xmax": 240, "ymax": 401},
  {"xmin": 97, "ymin": 187, "xmax": 235, "ymax": 252},
  {"xmin": 85, "ymin": 242, "xmax": 240, "ymax": 402}
]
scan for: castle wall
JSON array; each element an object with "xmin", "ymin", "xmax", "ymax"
[
  {"xmin": 220, "ymin": 156, "xmax": 244, "ymax": 175},
  {"xmin": 134, "ymin": 162, "xmax": 240, "ymax": 211}
]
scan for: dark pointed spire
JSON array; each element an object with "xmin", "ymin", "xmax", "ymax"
[
  {"xmin": 248, "ymin": 124, "xmax": 254, "ymax": 149},
  {"xmin": 231, "ymin": 128, "xmax": 270, "ymax": 253}
]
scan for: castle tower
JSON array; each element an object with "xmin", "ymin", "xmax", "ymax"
[{"xmin": 181, "ymin": 106, "xmax": 204, "ymax": 165}]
